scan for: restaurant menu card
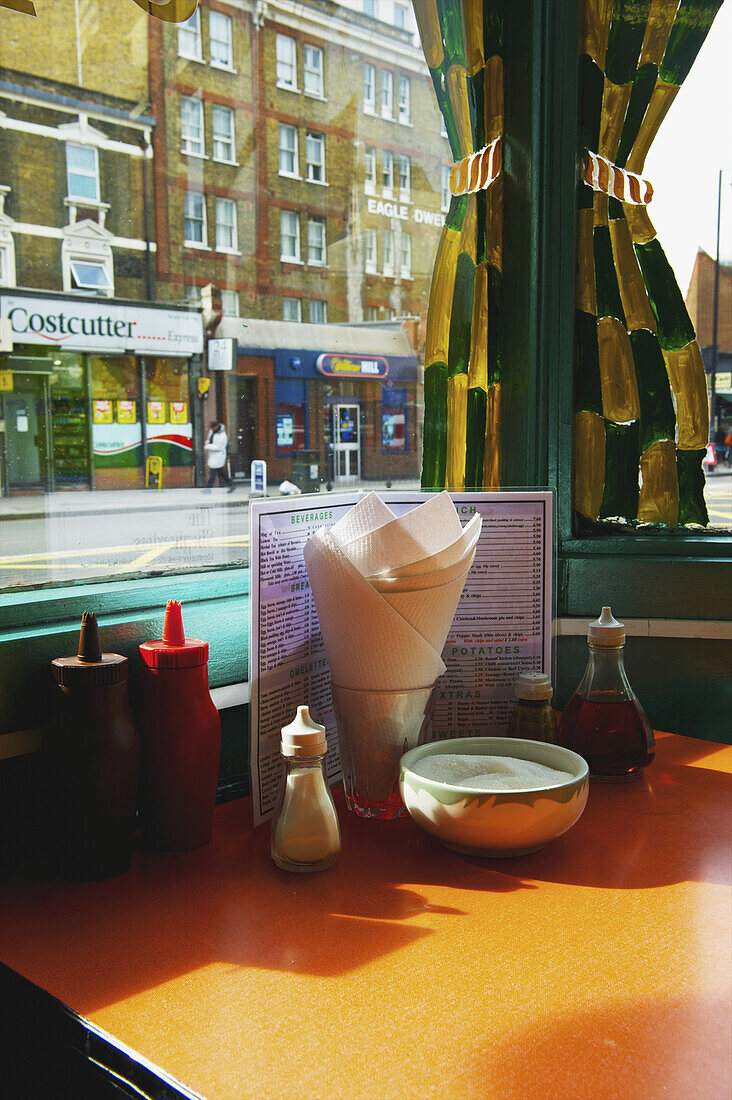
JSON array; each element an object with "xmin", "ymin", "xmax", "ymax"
[{"xmin": 249, "ymin": 491, "xmax": 553, "ymax": 825}]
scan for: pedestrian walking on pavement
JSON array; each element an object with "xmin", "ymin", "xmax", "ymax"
[{"xmin": 204, "ymin": 422, "xmax": 235, "ymax": 491}]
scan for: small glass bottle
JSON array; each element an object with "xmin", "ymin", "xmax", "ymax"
[
  {"xmin": 558, "ymin": 607, "xmax": 655, "ymax": 782},
  {"xmin": 506, "ymin": 673, "xmax": 558, "ymax": 743},
  {"xmin": 271, "ymin": 706, "xmax": 341, "ymax": 873}
]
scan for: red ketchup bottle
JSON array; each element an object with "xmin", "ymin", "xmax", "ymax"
[{"xmin": 138, "ymin": 600, "xmax": 221, "ymax": 850}]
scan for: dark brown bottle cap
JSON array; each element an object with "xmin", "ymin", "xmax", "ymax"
[{"xmin": 52, "ymin": 611, "xmax": 128, "ymax": 686}]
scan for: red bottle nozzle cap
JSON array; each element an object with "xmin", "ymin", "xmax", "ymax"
[
  {"xmin": 139, "ymin": 600, "xmax": 209, "ymax": 669},
  {"xmin": 163, "ymin": 600, "xmax": 185, "ymax": 646}
]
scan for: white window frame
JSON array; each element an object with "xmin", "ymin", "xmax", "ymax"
[
  {"xmin": 280, "ymin": 210, "xmax": 301, "ymax": 262},
  {"xmin": 283, "ymin": 297, "xmax": 302, "ymax": 322},
  {"xmin": 178, "ymin": 7, "xmax": 202, "ymax": 61},
  {"xmin": 279, "ymin": 124, "xmax": 299, "ymax": 178},
  {"xmin": 364, "ymin": 146, "xmax": 376, "ymax": 194},
  {"xmin": 68, "ymin": 257, "xmax": 113, "ymax": 295},
  {"xmin": 303, "ymin": 44, "xmax": 324, "ymax": 98},
  {"xmin": 383, "ymin": 228, "xmax": 394, "ymax": 276},
  {"xmin": 305, "ymin": 132, "xmax": 326, "ymax": 183},
  {"xmin": 309, "ymin": 299, "xmax": 327, "ymax": 324},
  {"xmin": 441, "ymin": 165, "xmax": 451, "ymax": 212},
  {"xmin": 364, "ymin": 227, "xmax": 377, "ymax": 274},
  {"xmin": 209, "ymin": 10, "xmax": 234, "ymax": 70},
  {"xmin": 276, "ymin": 34, "xmax": 298, "ymax": 91},
  {"xmin": 382, "ymin": 151, "xmax": 394, "ymax": 198},
  {"xmin": 215, "ymin": 198, "xmax": 238, "ymax": 253},
  {"xmin": 65, "ymin": 143, "xmax": 99, "ymax": 202},
  {"xmin": 399, "ymin": 155, "xmax": 411, "ymax": 201},
  {"xmin": 212, "ymin": 104, "xmax": 235, "ymax": 162},
  {"xmin": 400, "ymin": 231, "xmax": 412, "ymax": 278},
  {"xmin": 381, "ymin": 70, "xmax": 394, "ymax": 119},
  {"xmin": 398, "ymin": 75, "xmax": 411, "ymax": 124},
  {"xmin": 184, "ymin": 191, "xmax": 207, "ymax": 247},
  {"xmin": 307, "ymin": 217, "xmax": 326, "ymax": 266},
  {"xmin": 363, "ymin": 63, "xmax": 376, "ymax": 113},
  {"xmin": 394, "ymin": 3, "xmax": 407, "ymax": 29},
  {"xmin": 221, "ymin": 289, "xmax": 239, "ymax": 316},
  {"xmin": 180, "ymin": 95, "xmax": 205, "ymax": 157}
]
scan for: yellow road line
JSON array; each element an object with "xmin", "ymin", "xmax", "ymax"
[{"xmin": 121, "ymin": 543, "xmax": 175, "ymax": 572}]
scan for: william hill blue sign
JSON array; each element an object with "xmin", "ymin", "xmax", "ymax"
[{"xmin": 316, "ymin": 354, "xmax": 389, "ymax": 380}]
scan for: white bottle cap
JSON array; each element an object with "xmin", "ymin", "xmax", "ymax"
[
  {"xmin": 588, "ymin": 606, "xmax": 625, "ymax": 645},
  {"xmin": 514, "ymin": 672, "xmax": 553, "ymax": 700},
  {"xmin": 281, "ymin": 705, "xmax": 327, "ymax": 757}
]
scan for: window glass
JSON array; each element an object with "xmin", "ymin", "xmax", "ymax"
[
  {"xmin": 309, "ymin": 299, "xmax": 327, "ymax": 324},
  {"xmin": 303, "ymin": 45, "xmax": 324, "ymax": 97},
  {"xmin": 276, "ymin": 34, "xmax": 297, "ymax": 89},
  {"xmin": 282, "ymin": 297, "xmax": 301, "ymax": 322},
  {"xmin": 177, "ymin": 8, "xmax": 201, "ymax": 59},
  {"xmin": 305, "ymin": 132, "xmax": 325, "ymax": 182},
  {"xmin": 382, "ymin": 150, "xmax": 394, "ymax": 196},
  {"xmin": 221, "ymin": 289, "xmax": 239, "ymax": 315},
  {"xmin": 383, "ymin": 229, "xmax": 394, "ymax": 275},
  {"xmin": 66, "ymin": 143, "xmax": 99, "ymax": 201},
  {"xmin": 307, "ymin": 217, "xmax": 326, "ymax": 265},
  {"xmin": 181, "ymin": 96, "xmax": 204, "ymax": 156},
  {"xmin": 381, "ymin": 70, "xmax": 393, "ymax": 118},
  {"xmin": 212, "ymin": 105, "xmax": 235, "ymax": 161},
  {"xmin": 400, "ymin": 232, "xmax": 411, "ymax": 278},
  {"xmin": 398, "ymin": 76, "xmax": 410, "ymax": 124},
  {"xmin": 215, "ymin": 199, "xmax": 237, "ymax": 252},
  {"xmin": 184, "ymin": 191, "xmax": 206, "ymax": 245},
  {"xmin": 364, "ymin": 145, "xmax": 376, "ymax": 193},
  {"xmin": 363, "ymin": 63, "xmax": 375, "ymax": 112},
  {"xmin": 281, "ymin": 210, "xmax": 300, "ymax": 260},
  {"xmin": 365, "ymin": 227, "xmax": 376, "ymax": 273},
  {"xmin": 399, "ymin": 155, "xmax": 410, "ymax": 201},
  {"xmin": 394, "ymin": 4, "xmax": 407, "ymax": 31},
  {"xmin": 279, "ymin": 123, "xmax": 298, "ymax": 176},
  {"xmin": 69, "ymin": 259, "xmax": 111, "ymax": 292},
  {"xmin": 209, "ymin": 11, "xmax": 233, "ymax": 69}
]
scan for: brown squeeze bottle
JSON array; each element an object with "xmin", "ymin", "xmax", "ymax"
[
  {"xmin": 50, "ymin": 612, "xmax": 141, "ymax": 880},
  {"xmin": 138, "ymin": 600, "xmax": 221, "ymax": 850}
]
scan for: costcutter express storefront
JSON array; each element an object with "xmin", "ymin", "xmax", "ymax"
[
  {"xmin": 0, "ymin": 291, "xmax": 203, "ymax": 494},
  {"xmin": 213, "ymin": 318, "xmax": 421, "ymax": 487}
]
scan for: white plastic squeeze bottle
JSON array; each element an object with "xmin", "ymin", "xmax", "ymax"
[{"xmin": 271, "ymin": 706, "xmax": 341, "ymax": 872}]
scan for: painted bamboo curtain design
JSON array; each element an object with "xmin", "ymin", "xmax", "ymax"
[
  {"xmin": 414, "ymin": 0, "xmax": 503, "ymax": 491},
  {"xmin": 575, "ymin": 0, "xmax": 723, "ymax": 529}
]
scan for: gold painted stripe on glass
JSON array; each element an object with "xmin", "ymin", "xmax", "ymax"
[
  {"xmin": 484, "ymin": 56, "xmax": 504, "ymax": 144},
  {"xmin": 460, "ymin": 194, "xmax": 478, "ymax": 258},
  {"xmin": 581, "ymin": 0, "xmax": 614, "ymax": 68},
  {"xmin": 599, "ymin": 79, "xmax": 632, "ymax": 161},
  {"xmin": 487, "ymin": 172, "xmax": 503, "ymax": 272},
  {"xmin": 639, "ymin": 0, "xmax": 678, "ymax": 67},
  {"xmin": 468, "ymin": 262, "xmax": 489, "ymax": 392},
  {"xmin": 463, "ymin": 0, "xmax": 485, "ymax": 75},
  {"xmin": 576, "ymin": 207, "xmax": 597, "ymax": 315},
  {"xmin": 598, "ymin": 316, "xmax": 641, "ymax": 422},
  {"xmin": 624, "ymin": 202, "xmax": 657, "ymax": 244},
  {"xmin": 625, "ymin": 80, "xmax": 679, "ymax": 174},
  {"xmin": 446, "ymin": 65, "xmax": 474, "ymax": 158},
  {"xmin": 446, "ymin": 372, "xmax": 468, "ymax": 490},
  {"xmin": 573, "ymin": 410, "xmax": 606, "ymax": 521},
  {"xmin": 593, "ymin": 190, "xmax": 609, "ymax": 228},
  {"xmin": 638, "ymin": 439, "xmax": 679, "ymax": 525},
  {"xmin": 663, "ymin": 340, "xmax": 709, "ymax": 449},
  {"xmin": 609, "ymin": 217, "xmax": 657, "ymax": 332},
  {"xmin": 412, "ymin": 0, "xmax": 443, "ymax": 70},
  {"xmin": 483, "ymin": 382, "xmax": 501, "ymax": 490},
  {"xmin": 424, "ymin": 228, "xmax": 461, "ymax": 368}
]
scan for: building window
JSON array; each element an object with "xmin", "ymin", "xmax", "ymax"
[
  {"xmin": 215, "ymin": 198, "xmax": 237, "ymax": 252},
  {"xmin": 65, "ymin": 143, "xmax": 99, "ymax": 201},
  {"xmin": 383, "ymin": 229, "xmax": 394, "ymax": 276},
  {"xmin": 363, "ymin": 0, "xmax": 375, "ymax": 16},
  {"xmin": 308, "ymin": 217, "xmax": 326, "ymax": 265},
  {"xmin": 221, "ymin": 289, "xmax": 239, "ymax": 316},
  {"xmin": 364, "ymin": 305, "xmax": 378, "ymax": 321},
  {"xmin": 303, "ymin": 44, "xmax": 324, "ymax": 97},
  {"xmin": 276, "ymin": 34, "xmax": 297, "ymax": 90},
  {"xmin": 381, "ymin": 70, "xmax": 393, "ymax": 119},
  {"xmin": 398, "ymin": 76, "xmax": 410, "ymax": 123},
  {"xmin": 306, "ymin": 132, "xmax": 325, "ymax": 183},
  {"xmin": 184, "ymin": 191, "xmax": 207, "ymax": 246},
  {"xmin": 212, "ymin": 105, "xmax": 235, "ymax": 162},
  {"xmin": 209, "ymin": 10, "xmax": 233, "ymax": 69},
  {"xmin": 399, "ymin": 155, "xmax": 411, "ymax": 201},
  {"xmin": 382, "ymin": 151, "xmax": 394, "ymax": 197},
  {"xmin": 400, "ymin": 232, "xmax": 411, "ymax": 278},
  {"xmin": 441, "ymin": 166, "xmax": 451, "ymax": 212},
  {"xmin": 180, "ymin": 96, "xmax": 205, "ymax": 157},
  {"xmin": 365, "ymin": 228, "xmax": 377, "ymax": 273},
  {"xmin": 363, "ymin": 63, "xmax": 376, "ymax": 113},
  {"xmin": 309, "ymin": 299, "xmax": 327, "ymax": 324},
  {"xmin": 177, "ymin": 7, "xmax": 202, "ymax": 60},
  {"xmin": 394, "ymin": 3, "xmax": 407, "ymax": 29},
  {"xmin": 279, "ymin": 124, "xmax": 299, "ymax": 177},
  {"xmin": 365, "ymin": 146, "xmax": 376, "ymax": 194},
  {"xmin": 283, "ymin": 297, "xmax": 301, "ymax": 322},
  {"xmin": 383, "ymin": 307, "xmax": 395, "ymax": 320},
  {"xmin": 68, "ymin": 258, "xmax": 112, "ymax": 295},
  {"xmin": 281, "ymin": 210, "xmax": 300, "ymax": 261}
]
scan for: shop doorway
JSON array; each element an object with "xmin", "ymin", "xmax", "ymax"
[
  {"xmin": 232, "ymin": 377, "xmax": 257, "ymax": 479},
  {"xmin": 333, "ymin": 404, "xmax": 360, "ymax": 483},
  {"xmin": 3, "ymin": 373, "xmax": 52, "ymax": 493}
]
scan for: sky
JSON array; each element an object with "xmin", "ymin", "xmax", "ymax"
[{"xmin": 644, "ymin": 0, "xmax": 732, "ymax": 294}]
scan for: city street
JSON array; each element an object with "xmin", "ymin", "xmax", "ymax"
[{"xmin": 0, "ymin": 474, "xmax": 729, "ymax": 591}]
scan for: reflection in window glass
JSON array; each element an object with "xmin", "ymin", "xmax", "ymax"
[
  {"xmin": 279, "ymin": 124, "xmax": 298, "ymax": 176},
  {"xmin": 364, "ymin": 145, "xmax": 376, "ymax": 193},
  {"xmin": 398, "ymin": 76, "xmax": 410, "ymax": 123},
  {"xmin": 281, "ymin": 211, "xmax": 300, "ymax": 261},
  {"xmin": 399, "ymin": 155, "xmax": 410, "ymax": 201},
  {"xmin": 66, "ymin": 144, "xmax": 99, "ymax": 201},
  {"xmin": 382, "ymin": 150, "xmax": 394, "ymax": 196},
  {"xmin": 363, "ymin": 63, "xmax": 375, "ymax": 113},
  {"xmin": 221, "ymin": 289, "xmax": 239, "ymax": 316},
  {"xmin": 306, "ymin": 132, "xmax": 325, "ymax": 182},
  {"xmin": 177, "ymin": 8, "xmax": 202, "ymax": 59},
  {"xmin": 276, "ymin": 34, "xmax": 297, "ymax": 89},
  {"xmin": 215, "ymin": 199, "xmax": 237, "ymax": 252},
  {"xmin": 69, "ymin": 260, "xmax": 112, "ymax": 292},
  {"xmin": 304, "ymin": 45, "xmax": 324, "ymax": 97},
  {"xmin": 209, "ymin": 11, "xmax": 233, "ymax": 69},
  {"xmin": 308, "ymin": 218, "xmax": 326, "ymax": 265},
  {"xmin": 212, "ymin": 105, "xmax": 235, "ymax": 161},
  {"xmin": 184, "ymin": 192, "xmax": 206, "ymax": 245},
  {"xmin": 309, "ymin": 299, "xmax": 327, "ymax": 324},
  {"xmin": 365, "ymin": 228, "xmax": 377, "ymax": 273},
  {"xmin": 383, "ymin": 229, "xmax": 394, "ymax": 276},
  {"xmin": 400, "ymin": 233, "xmax": 411, "ymax": 278},
  {"xmin": 441, "ymin": 166, "xmax": 451, "ymax": 212},
  {"xmin": 283, "ymin": 297, "xmax": 302, "ymax": 322},
  {"xmin": 381, "ymin": 70, "xmax": 393, "ymax": 118},
  {"xmin": 181, "ymin": 96, "xmax": 204, "ymax": 156}
]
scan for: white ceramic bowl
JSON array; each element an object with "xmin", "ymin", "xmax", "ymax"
[{"xmin": 399, "ymin": 737, "xmax": 589, "ymax": 857}]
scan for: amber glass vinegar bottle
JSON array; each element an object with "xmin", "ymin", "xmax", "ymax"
[{"xmin": 558, "ymin": 607, "xmax": 654, "ymax": 782}]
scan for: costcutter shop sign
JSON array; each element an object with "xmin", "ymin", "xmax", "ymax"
[
  {"xmin": 316, "ymin": 354, "xmax": 388, "ymax": 380},
  {"xmin": 0, "ymin": 295, "xmax": 203, "ymax": 356}
]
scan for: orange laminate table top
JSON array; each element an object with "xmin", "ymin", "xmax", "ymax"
[{"xmin": 2, "ymin": 731, "xmax": 731, "ymax": 1100}]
